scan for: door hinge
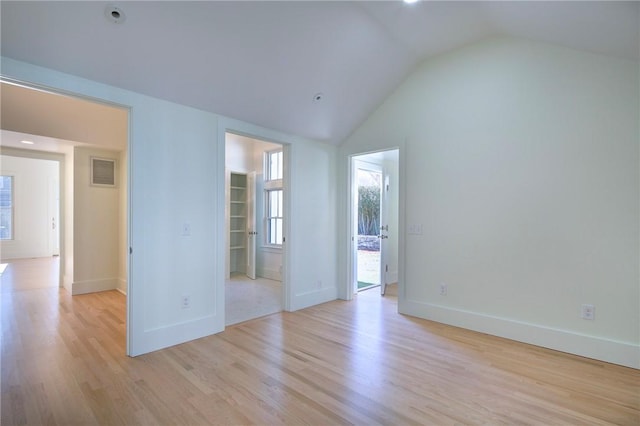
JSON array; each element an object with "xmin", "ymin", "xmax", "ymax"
[
  {"xmin": 385, "ymin": 264, "xmax": 388, "ymax": 272},
  {"xmin": 129, "ymin": 247, "xmax": 133, "ymax": 254}
]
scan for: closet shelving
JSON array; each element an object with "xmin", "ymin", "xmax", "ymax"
[{"xmin": 229, "ymin": 173, "xmax": 247, "ymax": 274}]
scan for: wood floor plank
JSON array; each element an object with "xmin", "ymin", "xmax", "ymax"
[{"xmin": 2, "ymin": 259, "xmax": 639, "ymax": 425}]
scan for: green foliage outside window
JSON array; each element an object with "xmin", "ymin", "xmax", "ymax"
[{"xmin": 358, "ymin": 185, "xmax": 379, "ymax": 236}]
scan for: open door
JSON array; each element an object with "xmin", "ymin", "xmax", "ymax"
[
  {"xmin": 380, "ymin": 174, "xmax": 390, "ymax": 295},
  {"xmin": 246, "ymin": 171, "xmax": 257, "ymax": 279},
  {"xmin": 350, "ymin": 149, "xmax": 399, "ymax": 298},
  {"xmin": 48, "ymin": 176, "xmax": 60, "ymax": 256}
]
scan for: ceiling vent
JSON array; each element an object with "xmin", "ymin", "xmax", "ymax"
[{"xmin": 105, "ymin": 5, "xmax": 126, "ymax": 24}]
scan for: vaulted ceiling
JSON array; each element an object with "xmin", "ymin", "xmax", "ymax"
[{"xmin": 1, "ymin": 1, "xmax": 638, "ymax": 146}]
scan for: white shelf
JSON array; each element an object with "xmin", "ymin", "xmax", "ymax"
[{"xmin": 229, "ymin": 172, "xmax": 248, "ymax": 275}]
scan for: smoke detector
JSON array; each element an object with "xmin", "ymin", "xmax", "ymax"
[{"xmin": 105, "ymin": 5, "xmax": 126, "ymax": 24}]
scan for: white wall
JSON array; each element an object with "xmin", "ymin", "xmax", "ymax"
[
  {"xmin": 0, "ymin": 155, "xmax": 59, "ymax": 259},
  {"xmin": 340, "ymin": 37, "xmax": 639, "ymax": 368},
  {"xmin": 71, "ymin": 147, "xmax": 122, "ymax": 295},
  {"xmin": 2, "ymin": 57, "xmax": 338, "ymax": 356}
]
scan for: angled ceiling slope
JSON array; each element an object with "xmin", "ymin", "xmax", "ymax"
[{"xmin": 1, "ymin": 1, "xmax": 638, "ymax": 145}]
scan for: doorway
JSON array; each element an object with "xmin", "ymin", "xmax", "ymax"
[
  {"xmin": 224, "ymin": 132, "xmax": 286, "ymax": 325},
  {"xmin": 350, "ymin": 149, "xmax": 399, "ymax": 296},
  {"xmin": 355, "ymin": 162, "xmax": 383, "ymax": 291},
  {"xmin": 0, "ymin": 79, "xmax": 130, "ymax": 352},
  {"xmin": 0, "ymin": 154, "xmax": 60, "ymax": 261}
]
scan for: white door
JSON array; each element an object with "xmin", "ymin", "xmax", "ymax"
[
  {"xmin": 246, "ymin": 171, "xmax": 257, "ymax": 279},
  {"xmin": 47, "ymin": 176, "xmax": 60, "ymax": 256},
  {"xmin": 379, "ymin": 174, "xmax": 390, "ymax": 295}
]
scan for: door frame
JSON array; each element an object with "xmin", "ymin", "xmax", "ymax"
[
  {"xmin": 346, "ymin": 146, "xmax": 405, "ymax": 302},
  {"xmin": 0, "ymin": 76, "xmax": 133, "ymax": 354},
  {"xmin": 219, "ymin": 128, "xmax": 291, "ymax": 315}
]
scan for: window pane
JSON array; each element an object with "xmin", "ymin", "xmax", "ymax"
[
  {"xmin": 266, "ymin": 189, "xmax": 283, "ymax": 245},
  {"xmin": 276, "ymin": 151, "xmax": 283, "ymax": 180},
  {"xmin": 269, "ymin": 190, "xmax": 282, "ymax": 217},
  {"xmin": 266, "ymin": 150, "xmax": 283, "ymax": 181},
  {"xmin": 0, "ymin": 176, "xmax": 13, "ymax": 240},
  {"xmin": 275, "ymin": 218, "xmax": 282, "ymax": 245},
  {"xmin": 267, "ymin": 218, "xmax": 283, "ymax": 245}
]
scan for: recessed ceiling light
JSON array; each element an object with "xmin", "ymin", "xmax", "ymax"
[
  {"xmin": 404, "ymin": 0, "xmax": 420, "ymax": 4},
  {"xmin": 105, "ymin": 5, "xmax": 126, "ymax": 24},
  {"xmin": 20, "ymin": 140, "xmax": 34, "ymax": 145},
  {"xmin": 312, "ymin": 93, "xmax": 324, "ymax": 103}
]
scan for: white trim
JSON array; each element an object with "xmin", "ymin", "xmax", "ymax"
[
  {"xmin": 400, "ymin": 299, "xmax": 640, "ymax": 369},
  {"xmin": 117, "ymin": 278, "xmax": 127, "ymax": 294},
  {"xmin": 292, "ymin": 287, "xmax": 337, "ymax": 311},
  {"xmin": 72, "ymin": 277, "xmax": 119, "ymax": 295}
]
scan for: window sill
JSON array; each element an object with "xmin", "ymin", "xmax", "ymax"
[{"xmin": 260, "ymin": 245, "xmax": 282, "ymax": 253}]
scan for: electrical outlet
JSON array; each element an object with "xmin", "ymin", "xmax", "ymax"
[
  {"xmin": 439, "ymin": 282, "xmax": 448, "ymax": 296},
  {"xmin": 581, "ymin": 304, "xmax": 595, "ymax": 320},
  {"xmin": 181, "ymin": 295, "xmax": 191, "ymax": 309}
]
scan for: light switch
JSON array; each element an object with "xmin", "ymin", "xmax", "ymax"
[{"xmin": 408, "ymin": 224, "xmax": 423, "ymax": 235}]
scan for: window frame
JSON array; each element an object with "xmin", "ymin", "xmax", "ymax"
[
  {"xmin": 263, "ymin": 148, "xmax": 284, "ymax": 248},
  {"xmin": 0, "ymin": 175, "xmax": 15, "ymax": 241},
  {"xmin": 264, "ymin": 188, "xmax": 283, "ymax": 247}
]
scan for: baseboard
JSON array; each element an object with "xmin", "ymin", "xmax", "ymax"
[
  {"xmin": 292, "ymin": 286, "xmax": 337, "ymax": 311},
  {"xmin": 129, "ymin": 314, "xmax": 222, "ymax": 357},
  {"xmin": 63, "ymin": 274, "xmax": 73, "ymax": 293},
  {"xmin": 386, "ymin": 270, "xmax": 398, "ymax": 285},
  {"xmin": 257, "ymin": 267, "xmax": 281, "ymax": 281},
  {"xmin": 72, "ymin": 277, "xmax": 118, "ymax": 295},
  {"xmin": 117, "ymin": 278, "xmax": 127, "ymax": 295},
  {"xmin": 400, "ymin": 299, "xmax": 640, "ymax": 369}
]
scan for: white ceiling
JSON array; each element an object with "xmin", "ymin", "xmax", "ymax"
[
  {"xmin": 1, "ymin": 82, "xmax": 128, "ymax": 151},
  {"xmin": 1, "ymin": 1, "xmax": 638, "ymax": 146},
  {"xmin": 0, "ymin": 129, "xmax": 88, "ymax": 154}
]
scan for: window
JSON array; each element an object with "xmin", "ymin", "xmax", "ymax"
[
  {"xmin": 0, "ymin": 176, "xmax": 14, "ymax": 240},
  {"xmin": 264, "ymin": 148, "xmax": 284, "ymax": 246},
  {"xmin": 266, "ymin": 189, "xmax": 283, "ymax": 245},
  {"xmin": 265, "ymin": 149, "xmax": 283, "ymax": 181}
]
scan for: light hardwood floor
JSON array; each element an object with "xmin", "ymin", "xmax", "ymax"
[{"xmin": 2, "ymin": 259, "xmax": 639, "ymax": 425}]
